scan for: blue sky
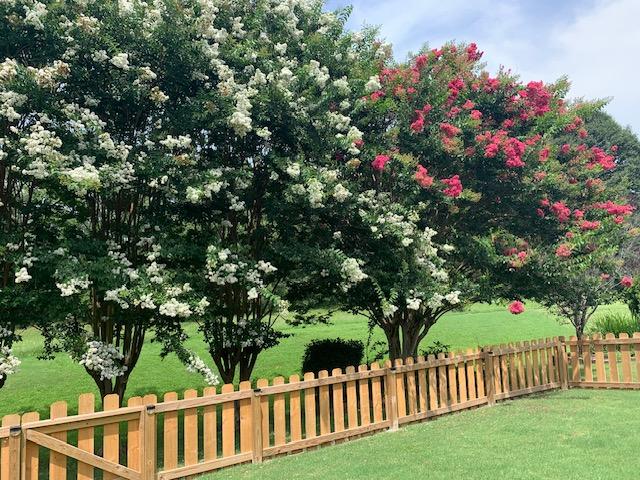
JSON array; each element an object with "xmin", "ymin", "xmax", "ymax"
[{"xmin": 325, "ymin": 0, "xmax": 640, "ymax": 133}]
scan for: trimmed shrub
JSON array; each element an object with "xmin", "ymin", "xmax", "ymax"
[
  {"xmin": 588, "ymin": 313, "xmax": 640, "ymax": 337},
  {"xmin": 301, "ymin": 338, "xmax": 364, "ymax": 374}
]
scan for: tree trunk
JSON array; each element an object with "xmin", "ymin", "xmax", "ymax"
[
  {"xmin": 382, "ymin": 323, "xmax": 401, "ymax": 361},
  {"xmin": 400, "ymin": 326, "xmax": 422, "ymax": 359},
  {"xmin": 0, "ymin": 376, "xmax": 5, "ymax": 390}
]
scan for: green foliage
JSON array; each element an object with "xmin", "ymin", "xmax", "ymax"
[
  {"xmin": 420, "ymin": 341, "xmax": 451, "ymax": 357},
  {"xmin": 587, "ymin": 313, "xmax": 640, "ymax": 337},
  {"xmin": 301, "ymin": 338, "xmax": 364, "ymax": 374}
]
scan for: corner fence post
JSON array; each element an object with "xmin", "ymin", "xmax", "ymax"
[
  {"xmin": 9, "ymin": 425, "xmax": 21, "ymax": 480},
  {"xmin": 385, "ymin": 366, "xmax": 399, "ymax": 431},
  {"xmin": 556, "ymin": 336, "xmax": 569, "ymax": 390},
  {"xmin": 482, "ymin": 348, "xmax": 496, "ymax": 406},
  {"xmin": 251, "ymin": 389, "xmax": 264, "ymax": 463},
  {"xmin": 143, "ymin": 405, "xmax": 156, "ymax": 480}
]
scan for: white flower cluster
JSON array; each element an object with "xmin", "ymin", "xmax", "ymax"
[
  {"xmin": 206, "ymin": 248, "xmax": 277, "ymax": 299},
  {"xmin": 427, "ymin": 291, "xmax": 462, "ymax": 309},
  {"xmin": 159, "ymin": 298, "xmax": 193, "ymax": 318},
  {"xmin": 0, "ymin": 327, "xmax": 19, "ymax": 381},
  {"xmin": 365, "ymin": 74, "xmax": 382, "ymax": 93},
  {"xmin": 56, "ymin": 276, "xmax": 90, "ymax": 296},
  {"xmin": 79, "ymin": 341, "xmax": 127, "ymax": 380},
  {"xmin": 185, "ymin": 353, "xmax": 219, "ymax": 385},
  {"xmin": 308, "ymin": 60, "xmax": 330, "ymax": 88},
  {"xmin": 0, "ymin": 346, "xmax": 20, "ymax": 381},
  {"xmin": 340, "ymin": 257, "xmax": 367, "ymax": 291}
]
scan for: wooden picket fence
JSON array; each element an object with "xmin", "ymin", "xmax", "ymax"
[{"xmin": 8, "ymin": 333, "xmax": 640, "ymax": 480}]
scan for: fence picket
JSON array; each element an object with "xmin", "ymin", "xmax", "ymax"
[
  {"xmin": 345, "ymin": 366, "xmax": 358, "ymax": 429},
  {"xmin": 303, "ymin": 373, "xmax": 316, "ymax": 439},
  {"xmin": 569, "ymin": 336, "xmax": 580, "ymax": 382},
  {"xmin": 162, "ymin": 392, "xmax": 178, "ymax": 470},
  {"xmin": 126, "ymin": 396, "xmax": 142, "ymax": 472},
  {"xmin": 437, "ymin": 354, "xmax": 447, "ymax": 408},
  {"xmin": 273, "ymin": 377, "xmax": 286, "ymax": 445},
  {"xmin": 620, "ymin": 333, "xmax": 632, "ymax": 383},
  {"xmin": 357, "ymin": 365, "xmax": 372, "ymax": 426},
  {"xmin": 458, "ymin": 353, "xmax": 468, "ymax": 402},
  {"xmin": 403, "ymin": 359, "xmax": 416, "ymax": 416},
  {"xmin": 427, "ymin": 355, "xmax": 438, "ymax": 410},
  {"xmin": 371, "ymin": 363, "xmax": 384, "ymax": 422},
  {"xmin": 416, "ymin": 357, "xmax": 427, "ymax": 413},
  {"xmin": 48, "ymin": 402, "xmax": 67, "ymax": 480},
  {"xmin": 635, "ymin": 333, "xmax": 640, "ymax": 382},
  {"xmin": 331, "ymin": 369, "xmax": 345, "ymax": 432},
  {"xmin": 239, "ymin": 381, "xmax": 252, "ymax": 453},
  {"xmin": 594, "ymin": 334, "xmax": 606, "ymax": 382},
  {"xmin": 202, "ymin": 387, "xmax": 217, "ymax": 461},
  {"xmin": 183, "ymin": 389, "xmax": 198, "ymax": 466},
  {"xmin": 221, "ymin": 384, "xmax": 235, "ymax": 457},
  {"xmin": 288, "ymin": 375, "xmax": 302, "ymax": 442},
  {"xmin": 318, "ymin": 371, "xmax": 331, "ymax": 435},
  {"xmin": 499, "ymin": 347, "xmax": 509, "ymax": 393},
  {"xmin": 606, "ymin": 333, "xmax": 619, "ymax": 382},
  {"xmin": 257, "ymin": 379, "xmax": 270, "ymax": 448},
  {"xmin": 77, "ymin": 394, "xmax": 95, "ymax": 480},
  {"xmin": 21, "ymin": 412, "xmax": 39, "ymax": 480},
  {"xmin": 394, "ymin": 359, "xmax": 407, "ymax": 416},
  {"xmin": 476, "ymin": 349, "xmax": 486, "ymax": 399},
  {"xmin": 466, "ymin": 349, "xmax": 477, "ymax": 400},
  {"xmin": 540, "ymin": 339, "xmax": 549, "ymax": 385},
  {"xmin": 508, "ymin": 344, "xmax": 518, "ymax": 392},
  {"xmin": 103, "ymin": 394, "xmax": 120, "ymax": 480},
  {"xmin": 582, "ymin": 336, "xmax": 594, "ymax": 382},
  {"xmin": 532, "ymin": 341, "xmax": 541, "ymax": 386}
]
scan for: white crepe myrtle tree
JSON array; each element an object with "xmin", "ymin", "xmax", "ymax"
[
  {"xmin": 162, "ymin": 0, "xmax": 382, "ymax": 383},
  {"xmin": 0, "ymin": 0, "xmax": 227, "ymax": 398}
]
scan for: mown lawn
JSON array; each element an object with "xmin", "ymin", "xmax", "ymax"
[
  {"xmin": 0, "ymin": 303, "xmax": 627, "ymax": 418},
  {"xmin": 204, "ymin": 389, "xmax": 640, "ymax": 480}
]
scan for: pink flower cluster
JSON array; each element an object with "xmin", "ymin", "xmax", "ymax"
[
  {"xmin": 587, "ymin": 147, "xmax": 616, "ymax": 171},
  {"xmin": 555, "ymin": 244, "xmax": 572, "ymax": 258},
  {"xmin": 477, "ymin": 130, "xmax": 527, "ymax": 168},
  {"xmin": 508, "ymin": 300, "xmax": 525, "ymax": 315},
  {"xmin": 414, "ymin": 165, "xmax": 434, "ymax": 188},
  {"xmin": 372, "ymin": 154, "xmax": 391, "ymax": 172},
  {"xmin": 411, "ymin": 104, "xmax": 432, "ymax": 133},
  {"xmin": 441, "ymin": 175, "xmax": 463, "ymax": 198},
  {"xmin": 519, "ymin": 81, "xmax": 552, "ymax": 118}
]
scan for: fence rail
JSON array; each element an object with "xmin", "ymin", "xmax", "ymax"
[{"xmin": 1, "ymin": 333, "xmax": 637, "ymax": 480}]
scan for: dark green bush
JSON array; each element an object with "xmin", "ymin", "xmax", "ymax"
[
  {"xmin": 301, "ymin": 338, "xmax": 364, "ymax": 374},
  {"xmin": 588, "ymin": 313, "xmax": 640, "ymax": 337}
]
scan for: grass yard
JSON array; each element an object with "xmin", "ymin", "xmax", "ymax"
[
  {"xmin": 0, "ymin": 303, "xmax": 628, "ymax": 418},
  {"xmin": 203, "ymin": 389, "xmax": 640, "ymax": 480}
]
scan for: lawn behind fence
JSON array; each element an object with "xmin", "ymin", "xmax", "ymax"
[
  {"xmin": 204, "ymin": 389, "xmax": 640, "ymax": 480},
  {"xmin": 0, "ymin": 303, "xmax": 627, "ymax": 418}
]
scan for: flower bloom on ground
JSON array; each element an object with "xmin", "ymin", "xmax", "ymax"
[
  {"xmin": 621, "ymin": 276, "xmax": 634, "ymax": 288},
  {"xmin": 508, "ymin": 300, "xmax": 525, "ymax": 315},
  {"xmin": 441, "ymin": 175, "xmax": 462, "ymax": 198},
  {"xmin": 372, "ymin": 154, "xmax": 391, "ymax": 172},
  {"xmin": 415, "ymin": 165, "xmax": 434, "ymax": 188}
]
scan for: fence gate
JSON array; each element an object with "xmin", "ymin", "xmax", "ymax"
[{"xmin": 18, "ymin": 394, "xmax": 154, "ymax": 480}]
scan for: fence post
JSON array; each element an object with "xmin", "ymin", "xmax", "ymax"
[
  {"xmin": 9, "ymin": 426, "xmax": 21, "ymax": 480},
  {"xmin": 385, "ymin": 366, "xmax": 399, "ymax": 431},
  {"xmin": 251, "ymin": 389, "xmax": 263, "ymax": 463},
  {"xmin": 482, "ymin": 348, "xmax": 496, "ymax": 406},
  {"xmin": 142, "ymin": 405, "xmax": 156, "ymax": 480},
  {"xmin": 556, "ymin": 336, "xmax": 569, "ymax": 390}
]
